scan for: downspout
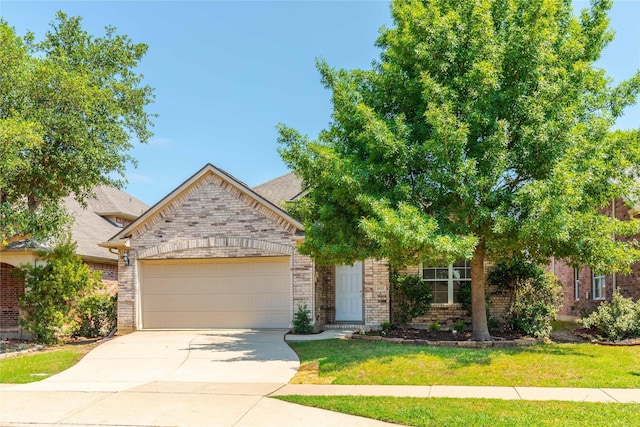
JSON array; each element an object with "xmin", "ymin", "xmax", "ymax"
[{"xmin": 612, "ymin": 199, "xmax": 616, "ymax": 294}]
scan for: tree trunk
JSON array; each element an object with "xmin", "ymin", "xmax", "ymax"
[{"xmin": 471, "ymin": 238, "xmax": 491, "ymax": 341}]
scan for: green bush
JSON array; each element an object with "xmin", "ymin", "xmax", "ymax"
[
  {"xmin": 429, "ymin": 321, "xmax": 441, "ymax": 332},
  {"xmin": 488, "ymin": 260, "xmax": 562, "ymax": 339},
  {"xmin": 579, "ymin": 292, "xmax": 640, "ymax": 341},
  {"xmin": 293, "ymin": 304, "xmax": 313, "ymax": 334},
  {"xmin": 74, "ymin": 293, "xmax": 117, "ymax": 338},
  {"xmin": 453, "ymin": 319, "xmax": 466, "ymax": 332},
  {"xmin": 17, "ymin": 239, "xmax": 102, "ymax": 344},
  {"xmin": 457, "ymin": 282, "xmax": 472, "ymax": 316},
  {"xmin": 392, "ymin": 273, "xmax": 432, "ymax": 325},
  {"xmin": 380, "ymin": 321, "xmax": 392, "ymax": 332}
]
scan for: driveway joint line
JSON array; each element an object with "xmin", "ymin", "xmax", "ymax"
[
  {"xmin": 55, "ymin": 391, "xmax": 115, "ymax": 425},
  {"xmin": 600, "ymin": 388, "xmax": 619, "ymax": 402},
  {"xmin": 513, "ymin": 386, "xmax": 523, "ymax": 400},
  {"xmin": 266, "ymin": 383, "xmax": 288, "ymax": 396},
  {"xmin": 232, "ymin": 395, "xmax": 266, "ymax": 427}
]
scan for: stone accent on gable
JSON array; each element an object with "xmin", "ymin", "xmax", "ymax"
[{"xmin": 115, "ymin": 170, "xmax": 312, "ymax": 332}]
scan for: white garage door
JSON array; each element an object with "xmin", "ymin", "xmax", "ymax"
[{"xmin": 140, "ymin": 257, "xmax": 291, "ymax": 329}]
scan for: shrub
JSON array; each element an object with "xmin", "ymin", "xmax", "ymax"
[
  {"xmin": 453, "ymin": 319, "xmax": 466, "ymax": 332},
  {"xmin": 380, "ymin": 321, "xmax": 392, "ymax": 332},
  {"xmin": 429, "ymin": 321, "xmax": 441, "ymax": 332},
  {"xmin": 579, "ymin": 292, "xmax": 640, "ymax": 341},
  {"xmin": 74, "ymin": 293, "xmax": 117, "ymax": 338},
  {"xmin": 391, "ymin": 273, "xmax": 432, "ymax": 325},
  {"xmin": 293, "ymin": 304, "xmax": 313, "ymax": 334},
  {"xmin": 17, "ymin": 239, "xmax": 102, "ymax": 344},
  {"xmin": 488, "ymin": 260, "xmax": 562, "ymax": 339},
  {"xmin": 457, "ymin": 282, "xmax": 472, "ymax": 316},
  {"xmin": 509, "ymin": 273, "xmax": 563, "ymax": 338}
]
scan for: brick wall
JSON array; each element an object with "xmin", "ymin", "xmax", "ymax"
[
  {"xmin": 363, "ymin": 259, "xmax": 391, "ymax": 326},
  {"xmin": 394, "ymin": 264, "xmax": 512, "ymax": 329},
  {"xmin": 0, "ymin": 263, "xmax": 24, "ymax": 329},
  {"xmin": 554, "ymin": 200, "xmax": 639, "ymax": 317},
  {"xmin": 86, "ymin": 261, "xmax": 118, "ymax": 294},
  {"xmin": 314, "ymin": 266, "xmax": 334, "ymax": 326},
  {"xmin": 116, "ymin": 171, "xmax": 313, "ymax": 331},
  {"xmin": 116, "ymin": 216, "xmax": 133, "ymax": 227}
]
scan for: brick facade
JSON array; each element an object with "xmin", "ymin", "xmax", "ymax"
[
  {"xmin": 0, "ymin": 263, "xmax": 24, "ymax": 329},
  {"xmin": 86, "ymin": 261, "xmax": 118, "ymax": 294},
  {"xmin": 115, "ymin": 169, "xmax": 313, "ymax": 332},
  {"xmin": 363, "ymin": 259, "xmax": 391, "ymax": 325},
  {"xmin": 393, "ymin": 264, "xmax": 511, "ymax": 329},
  {"xmin": 554, "ymin": 200, "xmax": 639, "ymax": 318}
]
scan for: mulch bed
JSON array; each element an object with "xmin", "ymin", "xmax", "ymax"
[
  {"xmin": 352, "ymin": 326, "xmax": 640, "ymax": 347},
  {"xmin": 574, "ymin": 328, "xmax": 640, "ymax": 346},
  {"xmin": 352, "ymin": 326, "xmax": 538, "ymax": 348},
  {"xmin": 378, "ymin": 327, "xmax": 523, "ymax": 342}
]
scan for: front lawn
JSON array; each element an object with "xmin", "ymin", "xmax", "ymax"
[
  {"xmin": 288, "ymin": 340, "xmax": 640, "ymax": 388},
  {"xmin": 274, "ymin": 396, "xmax": 640, "ymax": 427},
  {"xmin": 0, "ymin": 342, "xmax": 97, "ymax": 383}
]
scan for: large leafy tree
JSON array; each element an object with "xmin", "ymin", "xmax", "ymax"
[
  {"xmin": 278, "ymin": 0, "xmax": 640, "ymax": 340},
  {"xmin": 0, "ymin": 12, "xmax": 155, "ymax": 246}
]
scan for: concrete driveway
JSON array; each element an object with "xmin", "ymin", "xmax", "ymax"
[{"xmin": 1, "ymin": 330, "xmax": 396, "ymax": 426}]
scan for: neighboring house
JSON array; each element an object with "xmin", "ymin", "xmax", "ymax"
[
  {"xmin": 103, "ymin": 163, "xmax": 510, "ymax": 333},
  {"xmin": 0, "ymin": 186, "xmax": 149, "ymax": 338},
  {"xmin": 552, "ymin": 199, "xmax": 640, "ymax": 319}
]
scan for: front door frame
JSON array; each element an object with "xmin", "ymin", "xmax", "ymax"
[{"xmin": 335, "ymin": 262, "xmax": 363, "ymax": 322}]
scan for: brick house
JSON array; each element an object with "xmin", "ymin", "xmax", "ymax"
[
  {"xmin": 103, "ymin": 163, "xmax": 509, "ymax": 333},
  {"xmin": 0, "ymin": 186, "xmax": 148, "ymax": 338},
  {"xmin": 552, "ymin": 199, "xmax": 640, "ymax": 319}
]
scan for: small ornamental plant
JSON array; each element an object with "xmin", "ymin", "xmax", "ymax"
[
  {"xmin": 292, "ymin": 304, "xmax": 313, "ymax": 334},
  {"xmin": 429, "ymin": 321, "xmax": 441, "ymax": 332},
  {"xmin": 453, "ymin": 320, "xmax": 466, "ymax": 333}
]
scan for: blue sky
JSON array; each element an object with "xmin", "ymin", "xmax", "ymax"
[{"xmin": 1, "ymin": 1, "xmax": 638, "ymax": 206}]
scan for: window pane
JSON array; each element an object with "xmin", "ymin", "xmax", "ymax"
[
  {"xmin": 431, "ymin": 281, "xmax": 448, "ymax": 304},
  {"xmin": 423, "ymin": 268, "xmax": 435, "ymax": 280},
  {"xmin": 452, "ymin": 281, "xmax": 461, "ymax": 303},
  {"xmin": 453, "ymin": 267, "xmax": 469, "ymax": 279},
  {"xmin": 435, "ymin": 268, "xmax": 449, "ymax": 279},
  {"xmin": 593, "ymin": 275, "xmax": 605, "ymax": 299}
]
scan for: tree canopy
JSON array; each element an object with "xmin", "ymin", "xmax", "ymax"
[
  {"xmin": 278, "ymin": 0, "xmax": 640, "ymax": 340},
  {"xmin": 0, "ymin": 12, "xmax": 155, "ymax": 246}
]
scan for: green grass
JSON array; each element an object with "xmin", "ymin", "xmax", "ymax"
[
  {"xmin": 0, "ymin": 344, "xmax": 95, "ymax": 383},
  {"xmin": 274, "ymin": 396, "xmax": 640, "ymax": 427},
  {"xmin": 288, "ymin": 340, "xmax": 640, "ymax": 388}
]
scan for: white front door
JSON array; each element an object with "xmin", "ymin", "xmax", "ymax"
[{"xmin": 335, "ymin": 262, "xmax": 363, "ymax": 322}]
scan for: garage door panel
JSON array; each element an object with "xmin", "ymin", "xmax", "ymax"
[{"xmin": 141, "ymin": 258, "xmax": 291, "ymax": 329}]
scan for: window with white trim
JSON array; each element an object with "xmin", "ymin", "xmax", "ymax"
[
  {"xmin": 422, "ymin": 261, "xmax": 470, "ymax": 304},
  {"xmin": 574, "ymin": 269, "xmax": 580, "ymax": 301},
  {"xmin": 592, "ymin": 273, "xmax": 605, "ymax": 300}
]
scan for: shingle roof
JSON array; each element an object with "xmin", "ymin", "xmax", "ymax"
[
  {"xmin": 4, "ymin": 187, "xmax": 149, "ymax": 261},
  {"xmin": 89, "ymin": 185, "xmax": 149, "ymax": 219},
  {"xmin": 65, "ymin": 186, "xmax": 149, "ymax": 261},
  {"xmin": 252, "ymin": 173, "xmax": 303, "ymax": 206}
]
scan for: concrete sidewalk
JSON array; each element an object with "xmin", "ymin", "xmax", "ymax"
[{"xmin": 273, "ymin": 384, "xmax": 640, "ymax": 403}]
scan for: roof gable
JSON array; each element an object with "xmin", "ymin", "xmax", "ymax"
[{"xmin": 107, "ymin": 164, "xmax": 303, "ymax": 243}]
